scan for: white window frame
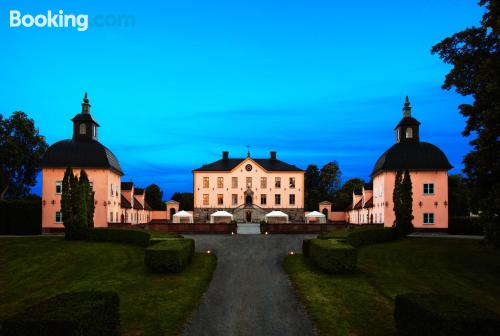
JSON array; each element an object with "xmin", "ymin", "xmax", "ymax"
[
  {"xmin": 423, "ymin": 213, "xmax": 435, "ymax": 224},
  {"xmin": 406, "ymin": 127, "xmax": 413, "ymax": 139},
  {"xmin": 55, "ymin": 181, "xmax": 62, "ymax": 194},
  {"xmin": 217, "ymin": 177, "xmax": 224, "ymax": 189},
  {"xmin": 55, "ymin": 211, "xmax": 63, "ymax": 223},
  {"xmin": 423, "ymin": 183, "xmax": 435, "ymax": 195},
  {"xmin": 275, "ymin": 177, "xmax": 281, "ymax": 189}
]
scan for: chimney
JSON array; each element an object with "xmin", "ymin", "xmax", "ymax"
[
  {"xmin": 270, "ymin": 151, "xmax": 277, "ymax": 160},
  {"xmin": 222, "ymin": 151, "xmax": 229, "ymax": 160}
]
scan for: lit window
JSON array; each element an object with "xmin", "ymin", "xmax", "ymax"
[
  {"xmin": 232, "ymin": 194, "xmax": 238, "ymax": 205},
  {"xmin": 203, "ymin": 194, "xmax": 209, "ymax": 206},
  {"xmin": 289, "ymin": 194, "xmax": 295, "ymax": 205},
  {"xmin": 289, "ymin": 177, "xmax": 295, "ymax": 189},
  {"xmin": 261, "ymin": 194, "xmax": 267, "ymax": 205},
  {"xmin": 261, "ymin": 177, "xmax": 267, "ymax": 189},
  {"xmin": 79, "ymin": 123, "xmax": 86, "ymax": 134},
  {"xmin": 92, "ymin": 125, "xmax": 97, "ymax": 137},
  {"xmin": 423, "ymin": 213, "xmax": 435, "ymax": 224},
  {"xmin": 232, "ymin": 177, "xmax": 238, "ymax": 188},
  {"xmin": 275, "ymin": 177, "xmax": 281, "ymax": 188},
  {"xmin": 275, "ymin": 194, "xmax": 281, "ymax": 205},
  {"xmin": 55, "ymin": 211, "xmax": 63, "ymax": 223},
  {"xmin": 406, "ymin": 127, "xmax": 413, "ymax": 138},
  {"xmin": 246, "ymin": 177, "xmax": 252, "ymax": 188},
  {"xmin": 203, "ymin": 177, "xmax": 209, "ymax": 188},
  {"xmin": 217, "ymin": 177, "xmax": 224, "ymax": 188},
  {"xmin": 423, "ymin": 183, "xmax": 434, "ymax": 195},
  {"xmin": 396, "ymin": 129, "xmax": 400, "ymax": 142},
  {"xmin": 55, "ymin": 181, "xmax": 62, "ymax": 194},
  {"xmin": 217, "ymin": 194, "xmax": 224, "ymax": 205}
]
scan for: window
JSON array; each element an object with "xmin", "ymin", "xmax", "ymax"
[
  {"xmin": 217, "ymin": 194, "xmax": 224, "ymax": 205},
  {"xmin": 92, "ymin": 125, "xmax": 97, "ymax": 137},
  {"xmin": 232, "ymin": 194, "xmax": 238, "ymax": 205},
  {"xmin": 110, "ymin": 183, "xmax": 114, "ymax": 196},
  {"xmin": 110, "ymin": 212, "xmax": 114, "ymax": 222},
  {"xmin": 217, "ymin": 177, "xmax": 224, "ymax": 188},
  {"xmin": 396, "ymin": 128, "xmax": 400, "ymax": 142},
  {"xmin": 55, "ymin": 181, "xmax": 62, "ymax": 194},
  {"xmin": 79, "ymin": 123, "xmax": 86, "ymax": 134},
  {"xmin": 289, "ymin": 177, "xmax": 295, "ymax": 189},
  {"xmin": 55, "ymin": 211, "xmax": 63, "ymax": 223},
  {"xmin": 116, "ymin": 212, "xmax": 119, "ymax": 222},
  {"xmin": 246, "ymin": 177, "xmax": 252, "ymax": 188},
  {"xmin": 203, "ymin": 177, "xmax": 209, "ymax": 188},
  {"xmin": 289, "ymin": 194, "xmax": 295, "ymax": 205},
  {"xmin": 275, "ymin": 194, "xmax": 281, "ymax": 205},
  {"xmin": 261, "ymin": 194, "xmax": 267, "ymax": 205},
  {"xmin": 116, "ymin": 185, "xmax": 119, "ymax": 197},
  {"xmin": 406, "ymin": 127, "xmax": 413, "ymax": 138},
  {"xmin": 125, "ymin": 212, "xmax": 128, "ymax": 222},
  {"xmin": 423, "ymin": 213, "xmax": 435, "ymax": 224},
  {"xmin": 232, "ymin": 177, "xmax": 238, "ymax": 188},
  {"xmin": 203, "ymin": 194, "xmax": 209, "ymax": 206},
  {"xmin": 275, "ymin": 177, "xmax": 281, "ymax": 188},
  {"xmin": 260, "ymin": 177, "xmax": 267, "ymax": 189},
  {"xmin": 423, "ymin": 183, "xmax": 435, "ymax": 195}
]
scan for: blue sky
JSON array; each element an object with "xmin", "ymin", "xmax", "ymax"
[{"xmin": 0, "ymin": 0, "xmax": 483, "ymax": 199}]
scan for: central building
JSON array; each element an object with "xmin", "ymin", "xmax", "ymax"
[{"xmin": 193, "ymin": 151, "xmax": 305, "ymax": 223}]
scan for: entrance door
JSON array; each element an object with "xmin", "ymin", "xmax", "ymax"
[{"xmin": 245, "ymin": 211, "xmax": 252, "ymax": 222}]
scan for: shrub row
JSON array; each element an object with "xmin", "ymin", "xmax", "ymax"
[
  {"xmin": 0, "ymin": 200, "xmax": 41, "ymax": 235},
  {"xmin": 394, "ymin": 293, "xmax": 500, "ymax": 336},
  {"xmin": 448, "ymin": 216, "xmax": 484, "ymax": 235},
  {"xmin": 346, "ymin": 227, "xmax": 398, "ymax": 247},
  {"xmin": 144, "ymin": 238, "xmax": 195, "ymax": 273},
  {"xmin": 307, "ymin": 238, "xmax": 357, "ymax": 273},
  {"xmin": 87, "ymin": 228, "xmax": 151, "ymax": 247},
  {"xmin": 1, "ymin": 291, "xmax": 120, "ymax": 336}
]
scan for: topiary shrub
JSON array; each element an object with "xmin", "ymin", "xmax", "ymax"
[
  {"xmin": 1, "ymin": 291, "xmax": 120, "ymax": 336},
  {"xmin": 394, "ymin": 293, "xmax": 500, "ymax": 336},
  {"xmin": 308, "ymin": 238, "xmax": 357, "ymax": 273},
  {"xmin": 346, "ymin": 227, "xmax": 398, "ymax": 247},
  {"xmin": 144, "ymin": 238, "xmax": 195, "ymax": 273},
  {"xmin": 149, "ymin": 234, "xmax": 185, "ymax": 246},
  {"xmin": 87, "ymin": 228, "xmax": 151, "ymax": 247}
]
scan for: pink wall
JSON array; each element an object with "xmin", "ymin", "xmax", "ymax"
[
  {"xmin": 42, "ymin": 168, "xmax": 122, "ymax": 229},
  {"xmin": 151, "ymin": 210, "xmax": 168, "ymax": 220}
]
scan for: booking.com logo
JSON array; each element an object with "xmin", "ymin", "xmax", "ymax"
[{"xmin": 9, "ymin": 9, "xmax": 135, "ymax": 32}]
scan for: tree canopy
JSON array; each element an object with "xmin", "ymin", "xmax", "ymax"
[
  {"xmin": 334, "ymin": 178, "xmax": 365, "ymax": 211},
  {"xmin": 304, "ymin": 161, "xmax": 342, "ymax": 210},
  {"xmin": 171, "ymin": 192, "xmax": 194, "ymax": 211},
  {"xmin": 145, "ymin": 184, "xmax": 165, "ymax": 210}
]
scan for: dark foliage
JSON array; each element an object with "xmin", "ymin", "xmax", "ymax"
[
  {"xmin": 0, "ymin": 200, "xmax": 41, "ymax": 235},
  {"xmin": 171, "ymin": 192, "xmax": 194, "ymax": 211},
  {"xmin": 302, "ymin": 239, "xmax": 312, "ymax": 257},
  {"xmin": 87, "ymin": 228, "xmax": 151, "ymax": 247},
  {"xmin": 394, "ymin": 293, "xmax": 500, "ymax": 336},
  {"xmin": 145, "ymin": 184, "xmax": 165, "ymax": 210},
  {"xmin": 304, "ymin": 162, "xmax": 342, "ymax": 211},
  {"xmin": 1, "ymin": 291, "xmax": 120, "ymax": 336},
  {"xmin": 307, "ymin": 238, "xmax": 357, "ymax": 273},
  {"xmin": 431, "ymin": 0, "xmax": 500, "ymax": 246},
  {"xmin": 448, "ymin": 216, "xmax": 484, "ymax": 235},
  {"xmin": 393, "ymin": 170, "xmax": 413, "ymax": 236},
  {"xmin": 448, "ymin": 174, "xmax": 471, "ymax": 216},
  {"xmin": 346, "ymin": 228, "xmax": 398, "ymax": 247},
  {"xmin": 144, "ymin": 238, "xmax": 195, "ymax": 273},
  {"xmin": 334, "ymin": 178, "xmax": 365, "ymax": 211},
  {"xmin": 61, "ymin": 168, "xmax": 89, "ymax": 240}
]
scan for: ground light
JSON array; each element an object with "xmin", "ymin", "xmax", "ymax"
[
  {"xmin": 288, "ymin": 251, "xmax": 294, "ymax": 255},
  {"xmin": 264, "ymin": 231, "xmax": 269, "ymax": 235},
  {"xmin": 206, "ymin": 250, "xmax": 211, "ymax": 254}
]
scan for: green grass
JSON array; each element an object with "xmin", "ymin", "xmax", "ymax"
[
  {"xmin": 0, "ymin": 237, "xmax": 216, "ymax": 336},
  {"xmin": 285, "ymin": 238, "xmax": 500, "ymax": 336}
]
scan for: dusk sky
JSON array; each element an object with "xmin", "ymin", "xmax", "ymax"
[{"xmin": 0, "ymin": 0, "xmax": 483, "ymax": 199}]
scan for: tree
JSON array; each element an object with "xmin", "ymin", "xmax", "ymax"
[
  {"xmin": 171, "ymin": 192, "xmax": 194, "ymax": 210},
  {"xmin": 393, "ymin": 170, "xmax": 403, "ymax": 231},
  {"xmin": 61, "ymin": 168, "xmax": 74, "ymax": 238},
  {"xmin": 320, "ymin": 161, "xmax": 342, "ymax": 200},
  {"xmin": 401, "ymin": 170, "xmax": 414, "ymax": 235},
  {"xmin": 431, "ymin": 0, "xmax": 500, "ymax": 245},
  {"xmin": 79, "ymin": 170, "xmax": 95, "ymax": 228},
  {"xmin": 448, "ymin": 174, "xmax": 471, "ymax": 217},
  {"xmin": 145, "ymin": 184, "xmax": 165, "ymax": 210},
  {"xmin": 61, "ymin": 168, "xmax": 92, "ymax": 240},
  {"xmin": 304, "ymin": 165, "xmax": 321, "ymax": 211},
  {"xmin": 304, "ymin": 162, "xmax": 342, "ymax": 210},
  {"xmin": 0, "ymin": 111, "xmax": 48, "ymax": 199},
  {"xmin": 335, "ymin": 178, "xmax": 365, "ymax": 211}
]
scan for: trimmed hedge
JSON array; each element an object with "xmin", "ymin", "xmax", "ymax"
[
  {"xmin": 308, "ymin": 239, "xmax": 357, "ymax": 273},
  {"xmin": 448, "ymin": 216, "xmax": 484, "ymax": 235},
  {"xmin": 302, "ymin": 239, "xmax": 312, "ymax": 257},
  {"xmin": 1, "ymin": 291, "xmax": 120, "ymax": 336},
  {"xmin": 87, "ymin": 228, "xmax": 151, "ymax": 247},
  {"xmin": 0, "ymin": 200, "xmax": 41, "ymax": 235},
  {"xmin": 144, "ymin": 238, "xmax": 195, "ymax": 273},
  {"xmin": 395, "ymin": 293, "xmax": 500, "ymax": 336},
  {"xmin": 346, "ymin": 227, "xmax": 398, "ymax": 247}
]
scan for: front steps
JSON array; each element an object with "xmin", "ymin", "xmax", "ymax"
[{"xmin": 237, "ymin": 223, "xmax": 261, "ymax": 235}]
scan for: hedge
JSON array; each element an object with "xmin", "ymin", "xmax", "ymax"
[
  {"xmin": 448, "ymin": 216, "xmax": 484, "ymax": 235},
  {"xmin": 87, "ymin": 228, "xmax": 151, "ymax": 247},
  {"xmin": 346, "ymin": 227, "xmax": 398, "ymax": 247},
  {"xmin": 302, "ymin": 239, "xmax": 312, "ymax": 257},
  {"xmin": 394, "ymin": 293, "xmax": 500, "ymax": 336},
  {"xmin": 1, "ymin": 291, "xmax": 120, "ymax": 336},
  {"xmin": 144, "ymin": 238, "xmax": 195, "ymax": 273},
  {"xmin": 0, "ymin": 200, "xmax": 41, "ymax": 235},
  {"xmin": 308, "ymin": 239, "xmax": 357, "ymax": 273}
]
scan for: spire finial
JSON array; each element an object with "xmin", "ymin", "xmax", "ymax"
[
  {"xmin": 246, "ymin": 145, "xmax": 251, "ymax": 158},
  {"xmin": 82, "ymin": 92, "xmax": 91, "ymax": 113},
  {"xmin": 403, "ymin": 96, "xmax": 411, "ymax": 117}
]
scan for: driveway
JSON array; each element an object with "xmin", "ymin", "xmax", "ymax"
[{"xmin": 182, "ymin": 234, "xmax": 318, "ymax": 336}]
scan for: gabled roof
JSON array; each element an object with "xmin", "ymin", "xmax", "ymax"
[
  {"xmin": 353, "ymin": 199, "xmax": 363, "ymax": 210},
  {"xmin": 121, "ymin": 182, "xmax": 133, "ymax": 190},
  {"xmin": 144, "ymin": 201, "xmax": 152, "ymax": 211},
  {"xmin": 193, "ymin": 158, "xmax": 303, "ymax": 172},
  {"xmin": 121, "ymin": 195, "xmax": 131, "ymax": 209},
  {"xmin": 364, "ymin": 197, "xmax": 373, "ymax": 208},
  {"xmin": 133, "ymin": 197, "xmax": 143, "ymax": 210},
  {"xmin": 395, "ymin": 116, "xmax": 420, "ymax": 129}
]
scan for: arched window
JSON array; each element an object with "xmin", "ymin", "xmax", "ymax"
[
  {"xmin": 406, "ymin": 127, "xmax": 413, "ymax": 139},
  {"xmin": 79, "ymin": 123, "xmax": 86, "ymax": 135}
]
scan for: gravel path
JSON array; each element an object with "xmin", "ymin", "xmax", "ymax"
[{"xmin": 182, "ymin": 234, "xmax": 318, "ymax": 336}]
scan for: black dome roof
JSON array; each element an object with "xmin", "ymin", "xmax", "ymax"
[
  {"xmin": 372, "ymin": 141, "xmax": 452, "ymax": 176},
  {"xmin": 41, "ymin": 139, "xmax": 124, "ymax": 175}
]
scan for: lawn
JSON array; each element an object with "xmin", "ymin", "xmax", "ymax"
[
  {"xmin": 0, "ymin": 236, "xmax": 216, "ymax": 336},
  {"xmin": 285, "ymin": 237, "xmax": 500, "ymax": 336}
]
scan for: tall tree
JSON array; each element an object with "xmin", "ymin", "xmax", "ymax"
[
  {"xmin": 171, "ymin": 192, "xmax": 194, "ymax": 211},
  {"xmin": 79, "ymin": 170, "xmax": 94, "ymax": 228},
  {"xmin": 61, "ymin": 168, "xmax": 74, "ymax": 237},
  {"xmin": 145, "ymin": 184, "xmax": 165, "ymax": 210},
  {"xmin": 0, "ymin": 111, "xmax": 48, "ymax": 199},
  {"xmin": 448, "ymin": 174, "xmax": 471, "ymax": 216},
  {"xmin": 393, "ymin": 170, "xmax": 403, "ymax": 231},
  {"xmin": 304, "ymin": 164, "xmax": 321, "ymax": 211},
  {"xmin": 334, "ymin": 178, "xmax": 365, "ymax": 210},
  {"xmin": 320, "ymin": 161, "xmax": 342, "ymax": 200},
  {"xmin": 431, "ymin": 0, "xmax": 500, "ymax": 245},
  {"xmin": 401, "ymin": 170, "xmax": 414, "ymax": 235}
]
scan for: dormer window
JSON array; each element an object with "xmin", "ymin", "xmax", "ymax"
[
  {"xmin": 406, "ymin": 127, "xmax": 413, "ymax": 139},
  {"xmin": 79, "ymin": 123, "xmax": 86, "ymax": 134},
  {"xmin": 92, "ymin": 125, "xmax": 97, "ymax": 138},
  {"xmin": 396, "ymin": 129, "xmax": 400, "ymax": 142}
]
